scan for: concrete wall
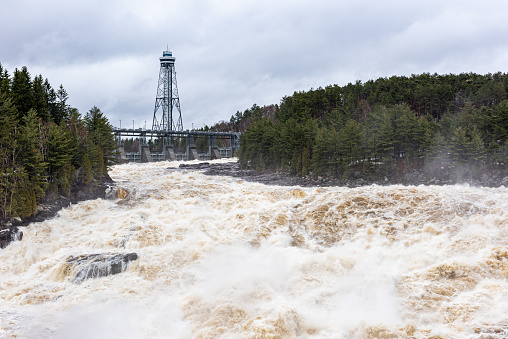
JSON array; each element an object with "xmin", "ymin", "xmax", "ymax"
[
  {"xmin": 116, "ymin": 147, "xmax": 129, "ymax": 163},
  {"xmin": 141, "ymin": 146, "xmax": 153, "ymax": 162},
  {"xmin": 165, "ymin": 146, "xmax": 177, "ymax": 161}
]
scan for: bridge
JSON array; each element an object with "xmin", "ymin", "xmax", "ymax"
[
  {"xmin": 114, "ymin": 50, "xmax": 240, "ymax": 163},
  {"xmin": 113, "ymin": 128, "xmax": 240, "ymax": 163}
]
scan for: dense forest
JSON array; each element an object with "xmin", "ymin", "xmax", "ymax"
[
  {"xmin": 0, "ymin": 63, "xmax": 116, "ymax": 223},
  {"xmin": 224, "ymin": 72, "xmax": 508, "ymax": 185}
]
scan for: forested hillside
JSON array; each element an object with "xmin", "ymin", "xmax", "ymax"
[
  {"xmin": 233, "ymin": 72, "xmax": 508, "ymax": 185},
  {"xmin": 0, "ymin": 63, "xmax": 116, "ymax": 222}
]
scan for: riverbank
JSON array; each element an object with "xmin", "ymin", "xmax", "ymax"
[
  {"xmin": 183, "ymin": 161, "xmax": 508, "ymax": 188},
  {"xmin": 0, "ymin": 174, "xmax": 114, "ymax": 248}
]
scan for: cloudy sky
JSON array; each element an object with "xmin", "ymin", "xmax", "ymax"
[{"xmin": 2, "ymin": 0, "xmax": 508, "ymax": 129}]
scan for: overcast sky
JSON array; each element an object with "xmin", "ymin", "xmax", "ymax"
[{"xmin": 2, "ymin": 0, "xmax": 508, "ymax": 129}]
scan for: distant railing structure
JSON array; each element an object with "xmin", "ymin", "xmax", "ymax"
[{"xmin": 113, "ymin": 128, "xmax": 240, "ymax": 163}]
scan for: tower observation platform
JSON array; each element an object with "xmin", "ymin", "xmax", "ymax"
[{"xmin": 112, "ymin": 50, "xmax": 239, "ymax": 163}]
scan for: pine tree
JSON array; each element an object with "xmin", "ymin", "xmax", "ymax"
[
  {"xmin": 51, "ymin": 84, "xmax": 69, "ymax": 124},
  {"xmin": 0, "ymin": 91, "xmax": 21, "ymax": 220},
  {"xmin": 66, "ymin": 108, "xmax": 90, "ymax": 169},
  {"xmin": 20, "ymin": 108, "xmax": 47, "ymax": 199},
  {"xmin": 45, "ymin": 79, "xmax": 58, "ymax": 123},
  {"xmin": 424, "ymin": 132, "xmax": 449, "ymax": 179},
  {"xmin": 11, "ymin": 66, "xmax": 32, "ymax": 120},
  {"xmin": 45, "ymin": 123, "xmax": 74, "ymax": 187},
  {"xmin": 468, "ymin": 128, "xmax": 486, "ymax": 179},
  {"xmin": 450, "ymin": 127, "xmax": 469, "ymax": 165},
  {"xmin": 339, "ymin": 119, "xmax": 362, "ymax": 167},
  {"xmin": 257, "ymin": 153, "xmax": 266, "ymax": 173},
  {"xmin": 84, "ymin": 106, "xmax": 116, "ymax": 171},
  {"xmin": 0, "ymin": 64, "xmax": 10, "ymax": 95},
  {"xmin": 491, "ymin": 100, "xmax": 508, "ymax": 144},
  {"xmin": 79, "ymin": 152, "xmax": 94, "ymax": 184},
  {"xmin": 32, "ymin": 75, "xmax": 49, "ymax": 121},
  {"xmin": 95, "ymin": 145, "xmax": 105, "ymax": 178},
  {"xmin": 301, "ymin": 147, "xmax": 310, "ymax": 176}
]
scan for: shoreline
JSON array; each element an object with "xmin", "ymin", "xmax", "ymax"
[
  {"xmin": 188, "ymin": 161, "xmax": 508, "ymax": 188},
  {"xmin": 0, "ymin": 174, "xmax": 114, "ymax": 248}
]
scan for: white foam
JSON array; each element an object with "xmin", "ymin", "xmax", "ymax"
[{"xmin": 1, "ymin": 159, "xmax": 507, "ymax": 338}]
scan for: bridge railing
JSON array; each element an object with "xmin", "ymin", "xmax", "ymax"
[{"xmin": 115, "ymin": 128, "xmax": 240, "ymax": 163}]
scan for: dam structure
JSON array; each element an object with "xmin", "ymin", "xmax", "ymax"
[{"xmin": 113, "ymin": 50, "xmax": 239, "ymax": 163}]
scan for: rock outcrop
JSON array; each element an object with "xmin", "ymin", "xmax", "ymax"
[
  {"xmin": 1, "ymin": 174, "xmax": 117, "ymax": 250},
  {"xmin": 64, "ymin": 252, "xmax": 138, "ymax": 284},
  {"xmin": 196, "ymin": 162, "xmax": 508, "ymax": 188},
  {"xmin": 105, "ymin": 187, "xmax": 129, "ymax": 200},
  {"xmin": 0, "ymin": 226, "xmax": 23, "ymax": 249}
]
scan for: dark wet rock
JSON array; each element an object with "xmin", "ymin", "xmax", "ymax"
[
  {"xmin": 200, "ymin": 162, "xmax": 346, "ymax": 187},
  {"xmin": 0, "ymin": 226, "xmax": 23, "ymax": 249},
  {"xmin": 15, "ymin": 174, "xmax": 114, "ymax": 227},
  {"xmin": 104, "ymin": 186, "xmax": 118, "ymax": 200},
  {"xmin": 402, "ymin": 169, "xmax": 427, "ymax": 185},
  {"xmin": 201, "ymin": 162, "xmax": 507, "ymax": 187},
  {"xmin": 178, "ymin": 162, "xmax": 211, "ymax": 170},
  {"xmin": 178, "ymin": 161, "xmax": 379, "ymax": 187},
  {"xmin": 105, "ymin": 186, "xmax": 129, "ymax": 200},
  {"xmin": 199, "ymin": 162, "xmax": 333, "ymax": 187},
  {"xmin": 65, "ymin": 252, "xmax": 138, "ymax": 284}
]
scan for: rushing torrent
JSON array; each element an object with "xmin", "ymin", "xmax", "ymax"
[{"xmin": 1, "ymin": 159, "xmax": 507, "ymax": 338}]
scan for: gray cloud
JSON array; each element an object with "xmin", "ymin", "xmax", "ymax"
[{"xmin": 2, "ymin": 0, "xmax": 508, "ymax": 129}]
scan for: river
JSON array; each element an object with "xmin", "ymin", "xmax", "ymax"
[{"xmin": 1, "ymin": 159, "xmax": 507, "ymax": 338}]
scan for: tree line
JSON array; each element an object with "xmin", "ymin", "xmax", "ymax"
[
  {"xmin": 0, "ymin": 63, "xmax": 116, "ymax": 222},
  {"xmin": 230, "ymin": 72, "xmax": 508, "ymax": 184}
]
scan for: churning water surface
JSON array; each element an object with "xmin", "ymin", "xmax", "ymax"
[{"xmin": 1, "ymin": 159, "xmax": 508, "ymax": 338}]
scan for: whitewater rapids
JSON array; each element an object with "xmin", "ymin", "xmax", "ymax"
[{"xmin": 1, "ymin": 159, "xmax": 508, "ymax": 338}]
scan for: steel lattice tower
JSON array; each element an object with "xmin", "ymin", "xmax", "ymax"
[{"xmin": 152, "ymin": 50, "xmax": 183, "ymax": 131}]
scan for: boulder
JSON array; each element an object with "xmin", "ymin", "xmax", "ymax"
[
  {"xmin": 0, "ymin": 226, "xmax": 23, "ymax": 249},
  {"xmin": 65, "ymin": 252, "xmax": 138, "ymax": 284},
  {"xmin": 105, "ymin": 187, "xmax": 129, "ymax": 200},
  {"xmin": 179, "ymin": 162, "xmax": 211, "ymax": 170}
]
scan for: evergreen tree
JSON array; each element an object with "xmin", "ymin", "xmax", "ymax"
[
  {"xmin": 450, "ymin": 127, "xmax": 469, "ymax": 165},
  {"xmin": 301, "ymin": 147, "xmax": 311, "ymax": 176},
  {"xmin": 20, "ymin": 108, "xmax": 47, "ymax": 199},
  {"xmin": 51, "ymin": 84, "xmax": 69, "ymax": 124},
  {"xmin": 338, "ymin": 119, "xmax": 362, "ymax": 177},
  {"xmin": 45, "ymin": 123, "xmax": 74, "ymax": 187},
  {"xmin": 11, "ymin": 173, "xmax": 36, "ymax": 218},
  {"xmin": 0, "ymin": 64, "xmax": 10, "ymax": 95},
  {"xmin": 66, "ymin": 108, "xmax": 89, "ymax": 168},
  {"xmin": 311, "ymin": 127, "xmax": 336, "ymax": 176},
  {"xmin": 0, "ymin": 91, "xmax": 21, "ymax": 220},
  {"xmin": 94, "ymin": 145, "xmax": 105, "ymax": 178},
  {"xmin": 469, "ymin": 127, "xmax": 486, "ymax": 178},
  {"xmin": 0, "ymin": 64, "xmax": 116, "ymax": 220},
  {"xmin": 32, "ymin": 75, "xmax": 49, "ymax": 121},
  {"xmin": 45, "ymin": 79, "xmax": 58, "ymax": 123},
  {"xmin": 11, "ymin": 66, "xmax": 32, "ymax": 119},
  {"xmin": 79, "ymin": 152, "xmax": 94, "ymax": 184},
  {"xmin": 239, "ymin": 71, "xmax": 508, "ymax": 182},
  {"xmin": 84, "ymin": 106, "xmax": 116, "ymax": 171},
  {"xmin": 491, "ymin": 100, "xmax": 508, "ymax": 144},
  {"xmin": 424, "ymin": 132, "xmax": 449, "ymax": 179}
]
